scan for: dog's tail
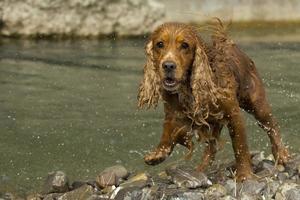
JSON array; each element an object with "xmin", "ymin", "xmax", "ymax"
[{"xmin": 208, "ymin": 17, "xmax": 233, "ymax": 45}]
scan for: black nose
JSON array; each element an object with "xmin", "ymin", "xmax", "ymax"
[{"xmin": 163, "ymin": 61, "xmax": 176, "ymax": 71}]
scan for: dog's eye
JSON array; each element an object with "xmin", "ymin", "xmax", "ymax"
[
  {"xmin": 156, "ymin": 41, "xmax": 164, "ymax": 49},
  {"xmin": 181, "ymin": 42, "xmax": 189, "ymax": 49}
]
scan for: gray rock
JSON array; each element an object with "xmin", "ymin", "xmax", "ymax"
[
  {"xmin": 238, "ymin": 180, "xmax": 266, "ymax": 196},
  {"xmin": 285, "ymin": 188, "xmax": 300, "ymax": 200},
  {"xmin": 224, "ymin": 179, "xmax": 237, "ymax": 197},
  {"xmin": 275, "ymin": 182, "xmax": 300, "ymax": 200},
  {"xmin": 26, "ymin": 193, "xmax": 42, "ymax": 200},
  {"xmin": 0, "ymin": 0, "xmax": 165, "ymax": 37},
  {"xmin": 168, "ymin": 191, "xmax": 205, "ymax": 200},
  {"xmin": 56, "ymin": 184, "xmax": 95, "ymax": 200},
  {"xmin": 43, "ymin": 193, "xmax": 62, "ymax": 200},
  {"xmin": 71, "ymin": 181, "xmax": 87, "ymax": 190},
  {"xmin": 96, "ymin": 171, "xmax": 118, "ymax": 188},
  {"xmin": 166, "ymin": 165, "xmax": 212, "ymax": 189},
  {"xmin": 42, "ymin": 171, "xmax": 69, "ymax": 194},
  {"xmin": 251, "ymin": 151, "xmax": 265, "ymax": 166},
  {"xmin": 239, "ymin": 193, "xmax": 261, "ymax": 200},
  {"xmin": 111, "ymin": 173, "xmax": 150, "ymax": 199},
  {"xmin": 220, "ymin": 196, "xmax": 237, "ymax": 200},
  {"xmin": 122, "ymin": 188, "xmax": 155, "ymax": 200},
  {"xmin": 205, "ymin": 184, "xmax": 227, "ymax": 199},
  {"xmin": 277, "ymin": 172, "xmax": 289, "ymax": 182},
  {"xmin": 102, "ymin": 165, "xmax": 129, "ymax": 180}
]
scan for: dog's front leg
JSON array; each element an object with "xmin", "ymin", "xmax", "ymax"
[{"xmin": 144, "ymin": 116, "xmax": 178, "ymax": 165}]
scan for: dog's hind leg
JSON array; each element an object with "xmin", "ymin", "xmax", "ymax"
[{"xmin": 248, "ymin": 94, "xmax": 290, "ymax": 165}]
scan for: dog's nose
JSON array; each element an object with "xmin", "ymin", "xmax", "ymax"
[{"xmin": 163, "ymin": 61, "xmax": 176, "ymax": 71}]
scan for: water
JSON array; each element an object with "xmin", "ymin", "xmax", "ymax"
[{"xmin": 0, "ymin": 35, "xmax": 299, "ymax": 194}]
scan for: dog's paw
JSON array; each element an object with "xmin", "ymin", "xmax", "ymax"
[
  {"xmin": 276, "ymin": 147, "xmax": 290, "ymax": 165},
  {"xmin": 144, "ymin": 147, "xmax": 171, "ymax": 165}
]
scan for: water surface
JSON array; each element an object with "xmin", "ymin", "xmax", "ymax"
[{"xmin": 0, "ymin": 35, "xmax": 299, "ymax": 194}]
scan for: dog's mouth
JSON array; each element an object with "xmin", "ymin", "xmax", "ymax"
[{"xmin": 163, "ymin": 78, "xmax": 179, "ymax": 91}]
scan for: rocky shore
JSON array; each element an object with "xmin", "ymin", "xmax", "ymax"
[
  {"xmin": 0, "ymin": 0, "xmax": 164, "ymax": 37},
  {"xmin": 1, "ymin": 152, "xmax": 300, "ymax": 200}
]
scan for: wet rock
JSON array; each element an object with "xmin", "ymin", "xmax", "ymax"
[
  {"xmin": 42, "ymin": 171, "xmax": 69, "ymax": 194},
  {"xmin": 122, "ymin": 187, "xmax": 155, "ymax": 200},
  {"xmin": 43, "ymin": 193, "xmax": 62, "ymax": 200},
  {"xmin": 56, "ymin": 184, "xmax": 95, "ymax": 200},
  {"xmin": 112, "ymin": 173, "xmax": 150, "ymax": 199},
  {"xmin": 239, "ymin": 193, "xmax": 261, "ymax": 200},
  {"xmin": 275, "ymin": 182, "xmax": 300, "ymax": 200},
  {"xmin": 102, "ymin": 165, "xmax": 129, "ymax": 180},
  {"xmin": 0, "ymin": 193, "xmax": 22, "ymax": 200},
  {"xmin": 120, "ymin": 172, "xmax": 149, "ymax": 188},
  {"xmin": 277, "ymin": 172, "xmax": 289, "ymax": 182},
  {"xmin": 205, "ymin": 184, "xmax": 227, "ymax": 199},
  {"xmin": 71, "ymin": 181, "xmax": 87, "ymax": 190},
  {"xmin": 96, "ymin": 171, "xmax": 118, "ymax": 188},
  {"xmin": 166, "ymin": 165, "xmax": 212, "ymax": 189},
  {"xmin": 251, "ymin": 151, "xmax": 265, "ymax": 166},
  {"xmin": 0, "ymin": 0, "xmax": 165, "ymax": 37},
  {"xmin": 224, "ymin": 179, "xmax": 237, "ymax": 197},
  {"xmin": 96, "ymin": 165, "xmax": 129, "ymax": 189},
  {"xmin": 285, "ymin": 188, "xmax": 300, "ymax": 200},
  {"xmin": 26, "ymin": 193, "xmax": 42, "ymax": 200},
  {"xmin": 168, "ymin": 191, "xmax": 205, "ymax": 200},
  {"xmin": 220, "ymin": 196, "xmax": 237, "ymax": 200},
  {"xmin": 238, "ymin": 180, "xmax": 266, "ymax": 196}
]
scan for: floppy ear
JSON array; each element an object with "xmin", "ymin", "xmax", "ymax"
[
  {"xmin": 191, "ymin": 42, "xmax": 218, "ymax": 116},
  {"xmin": 137, "ymin": 41, "xmax": 161, "ymax": 109}
]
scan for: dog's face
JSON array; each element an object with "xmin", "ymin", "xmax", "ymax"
[{"xmin": 149, "ymin": 23, "xmax": 198, "ymax": 92}]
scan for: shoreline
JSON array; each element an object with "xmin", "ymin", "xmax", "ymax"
[{"xmin": 2, "ymin": 151, "xmax": 299, "ymax": 200}]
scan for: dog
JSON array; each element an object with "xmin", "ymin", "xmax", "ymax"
[{"xmin": 137, "ymin": 21, "xmax": 290, "ymax": 181}]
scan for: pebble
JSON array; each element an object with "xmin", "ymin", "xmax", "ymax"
[
  {"xmin": 166, "ymin": 165, "xmax": 212, "ymax": 189},
  {"xmin": 42, "ymin": 171, "xmax": 69, "ymax": 194}
]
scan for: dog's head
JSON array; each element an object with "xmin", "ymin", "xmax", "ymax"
[{"xmin": 138, "ymin": 23, "xmax": 216, "ymax": 111}]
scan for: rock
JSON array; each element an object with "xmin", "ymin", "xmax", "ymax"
[
  {"xmin": 0, "ymin": 0, "xmax": 165, "ymax": 37},
  {"xmin": 120, "ymin": 172, "xmax": 149, "ymax": 188},
  {"xmin": 277, "ymin": 165, "xmax": 285, "ymax": 172},
  {"xmin": 224, "ymin": 179, "xmax": 237, "ymax": 196},
  {"xmin": 238, "ymin": 180, "xmax": 266, "ymax": 196},
  {"xmin": 56, "ymin": 184, "xmax": 95, "ymax": 200},
  {"xmin": 205, "ymin": 184, "xmax": 227, "ymax": 199},
  {"xmin": 102, "ymin": 165, "xmax": 129, "ymax": 180},
  {"xmin": 239, "ymin": 193, "xmax": 261, "ymax": 200},
  {"xmin": 43, "ymin": 193, "xmax": 62, "ymax": 200},
  {"xmin": 251, "ymin": 151, "xmax": 265, "ymax": 166},
  {"xmin": 26, "ymin": 193, "xmax": 42, "ymax": 200},
  {"xmin": 122, "ymin": 187, "xmax": 155, "ymax": 200},
  {"xmin": 167, "ymin": 191, "xmax": 205, "ymax": 200},
  {"xmin": 42, "ymin": 171, "xmax": 69, "ymax": 194},
  {"xmin": 71, "ymin": 181, "xmax": 87, "ymax": 190},
  {"xmin": 166, "ymin": 165, "xmax": 212, "ymax": 189},
  {"xmin": 111, "ymin": 173, "xmax": 150, "ymax": 199},
  {"xmin": 220, "ymin": 196, "xmax": 237, "ymax": 200},
  {"xmin": 277, "ymin": 172, "xmax": 289, "ymax": 182},
  {"xmin": 275, "ymin": 182, "xmax": 300, "ymax": 200},
  {"xmin": 285, "ymin": 188, "xmax": 300, "ymax": 200},
  {"xmin": 96, "ymin": 171, "xmax": 118, "ymax": 188},
  {"xmin": 96, "ymin": 165, "xmax": 129, "ymax": 188}
]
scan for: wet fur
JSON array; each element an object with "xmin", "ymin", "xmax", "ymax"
[{"xmin": 138, "ymin": 20, "xmax": 290, "ymax": 181}]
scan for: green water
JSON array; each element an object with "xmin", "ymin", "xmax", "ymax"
[{"xmin": 0, "ymin": 36, "xmax": 299, "ymax": 194}]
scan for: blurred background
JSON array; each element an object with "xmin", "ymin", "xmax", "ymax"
[{"xmin": 0, "ymin": 0, "xmax": 300, "ymax": 196}]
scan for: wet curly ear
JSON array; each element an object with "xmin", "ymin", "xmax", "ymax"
[
  {"xmin": 191, "ymin": 43, "xmax": 218, "ymax": 115},
  {"xmin": 137, "ymin": 41, "xmax": 161, "ymax": 109}
]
